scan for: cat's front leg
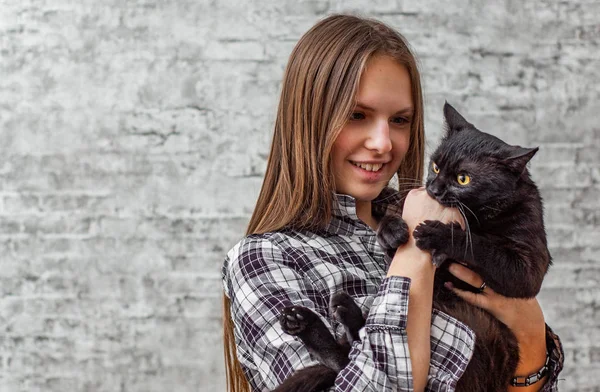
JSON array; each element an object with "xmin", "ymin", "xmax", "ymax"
[
  {"xmin": 330, "ymin": 292, "xmax": 365, "ymax": 344},
  {"xmin": 412, "ymin": 220, "xmax": 466, "ymax": 266},
  {"xmin": 279, "ymin": 306, "xmax": 350, "ymax": 372},
  {"xmin": 376, "ymin": 213, "xmax": 410, "ymax": 259}
]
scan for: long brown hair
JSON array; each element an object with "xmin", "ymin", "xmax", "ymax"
[{"xmin": 223, "ymin": 14, "xmax": 426, "ymax": 391}]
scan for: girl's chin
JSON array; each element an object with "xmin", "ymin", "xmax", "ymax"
[{"xmin": 338, "ymin": 184, "xmax": 387, "ymax": 201}]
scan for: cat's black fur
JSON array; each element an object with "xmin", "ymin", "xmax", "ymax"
[
  {"xmin": 273, "ymin": 102, "xmax": 551, "ymax": 392},
  {"xmin": 272, "ymin": 293, "xmax": 365, "ymax": 392}
]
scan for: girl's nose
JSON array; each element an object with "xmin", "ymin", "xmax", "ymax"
[{"xmin": 364, "ymin": 120, "xmax": 392, "ymax": 154}]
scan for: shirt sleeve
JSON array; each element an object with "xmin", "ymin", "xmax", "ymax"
[{"xmin": 223, "ymin": 236, "xmax": 475, "ymax": 392}]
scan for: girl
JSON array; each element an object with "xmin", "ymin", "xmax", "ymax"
[{"xmin": 222, "ymin": 14, "xmax": 563, "ymax": 392}]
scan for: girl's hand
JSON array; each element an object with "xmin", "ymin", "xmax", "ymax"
[
  {"xmin": 445, "ymin": 263, "xmax": 549, "ymax": 391},
  {"xmin": 401, "ymin": 188, "xmax": 465, "ymax": 232},
  {"xmin": 388, "ymin": 187, "xmax": 465, "ymax": 276},
  {"xmin": 444, "ymin": 263, "xmax": 546, "ymax": 341}
]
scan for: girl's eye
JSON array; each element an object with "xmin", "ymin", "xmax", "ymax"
[
  {"xmin": 391, "ymin": 116, "xmax": 409, "ymax": 124},
  {"xmin": 350, "ymin": 112, "xmax": 365, "ymax": 120},
  {"xmin": 432, "ymin": 162, "xmax": 440, "ymax": 174},
  {"xmin": 457, "ymin": 173, "xmax": 471, "ymax": 185}
]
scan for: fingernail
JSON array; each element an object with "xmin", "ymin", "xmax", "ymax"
[{"xmin": 444, "ymin": 282, "xmax": 454, "ymax": 290}]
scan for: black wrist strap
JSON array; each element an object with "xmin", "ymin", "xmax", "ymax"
[{"xmin": 510, "ymin": 352, "xmax": 551, "ymax": 387}]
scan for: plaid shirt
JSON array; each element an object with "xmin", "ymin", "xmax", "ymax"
[{"xmin": 222, "ymin": 188, "xmax": 564, "ymax": 391}]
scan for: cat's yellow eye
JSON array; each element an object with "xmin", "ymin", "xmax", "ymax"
[
  {"xmin": 457, "ymin": 174, "xmax": 471, "ymax": 185},
  {"xmin": 432, "ymin": 162, "xmax": 440, "ymax": 174}
]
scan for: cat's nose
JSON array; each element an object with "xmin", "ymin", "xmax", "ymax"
[{"xmin": 427, "ymin": 184, "xmax": 445, "ymax": 198}]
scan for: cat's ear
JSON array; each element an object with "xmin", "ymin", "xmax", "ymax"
[
  {"xmin": 502, "ymin": 146, "xmax": 539, "ymax": 173},
  {"xmin": 443, "ymin": 101, "xmax": 473, "ymax": 135}
]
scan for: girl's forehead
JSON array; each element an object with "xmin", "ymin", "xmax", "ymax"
[{"xmin": 355, "ymin": 56, "xmax": 413, "ymax": 113}]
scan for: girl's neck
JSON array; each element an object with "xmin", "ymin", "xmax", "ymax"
[{"xmin": 356, "ymin": 200, "xmax": 378, "ymax": 231}]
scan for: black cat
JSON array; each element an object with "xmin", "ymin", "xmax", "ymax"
[{"xmin": 274, "ymin": 102, "xmax": 551, "ymax": 391}]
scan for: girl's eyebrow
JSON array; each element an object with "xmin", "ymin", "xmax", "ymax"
[{"xmin": 355, "ymin": 102, "xmax": 414, "ymax": 116}]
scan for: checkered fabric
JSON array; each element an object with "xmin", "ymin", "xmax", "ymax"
[{"xmin": 222, "ymin": 188, "xmax": 563, "ymax": 391}]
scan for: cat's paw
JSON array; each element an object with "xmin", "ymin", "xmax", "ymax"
[
  {"xmin": 330, "ymin": 292, "xmax": 365, "ymax": 342},
  {"xmin": 377, "ymin": 215, "xmax": 409, "ymax": 258},
  {"xmin": 371, "ymin": 203, "xmax": 387, "ymax": 220},
  {"xmin": 330, "ymin": 292, "xmax": 363, "ymax": 326},
  {"xmin": 413, "ymin": 220, "xmax": 461, "ymax": 253},
  {"xmin": 279, "ymin": 306, "xmax": 319, "ymax": 336}
]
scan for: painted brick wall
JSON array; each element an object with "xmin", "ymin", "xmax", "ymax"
[{"xmin": 1, "ymin": 1, "xmax": 598, "ymax": 391}]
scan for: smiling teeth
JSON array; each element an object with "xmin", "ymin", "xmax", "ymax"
[{"xmin": 352, "ymin": 161, "xmax": 383, "ymax": 172}]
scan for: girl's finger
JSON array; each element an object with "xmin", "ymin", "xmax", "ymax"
[
  {"xmin": 447, "ymin": 263, "xmax": 484, "ymax": 288},
  {"xmin": 445, "ymin": 282, "xmax": 490, "ymax": 311}
]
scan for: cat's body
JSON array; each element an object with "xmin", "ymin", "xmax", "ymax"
[{"xmin": 274, "ymin": 103, "xmax": 551, "ymax": 392}]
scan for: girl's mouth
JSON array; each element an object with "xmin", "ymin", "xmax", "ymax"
[{"xmin": 350, "ymin": 161, "xmax": 384, "ymax": 172}]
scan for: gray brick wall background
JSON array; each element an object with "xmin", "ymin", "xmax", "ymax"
[{"xmin": 0, "ymin": 0, "xmax": 598, "ymax": 391}]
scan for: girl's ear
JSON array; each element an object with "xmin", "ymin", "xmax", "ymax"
[{"xmin": 443, "ymin": 101, "xmax": 473, "ymax": 136}]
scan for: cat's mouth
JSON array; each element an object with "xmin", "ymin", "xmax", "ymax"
[
  {"xmin": 438, "ymin": 200, "xmax": 455, "ymax": 207},
  {"xmin": 425, "ymin": 187, "xmax": 454, "ymax": 207},
  {"xmin": 433, "ymin": 195, "xmax": 458, "ymax": 208}
]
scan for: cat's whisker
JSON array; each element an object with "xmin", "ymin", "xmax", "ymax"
[
  {"xmin": 458, "ymin": 201, "xmax": 480, "ymax": 226},
  {"xmin": 457, "ymin": 205, "xmax": 468, "ymax": 258},
  {"xmin": 457, "ymin": 205, "xmax": 474, "ymax": 261},
  {"xmin": 395, "ymin": 181, "xmax": 424, "ymax": 186},
  {"xmin": 371, "ymin": 192, "xmax": 405, "ymax": 204},
  {"xmin": 394, "ymin": 177, "xmax": 423, "ymax": 185},
  {"xmin": 396, "ymin": 184, "xmax": 424, "ymax": 189},
  {"xmin": 482, "ymin": 203, "xmax": 502, "ymax": 212},
  {"xmin": 438, "ymin": 209, "xmax": 449, "ymax": 227},
  {"xmin": 464, "ymin": 221, "xmax": 472, "ymax": 259},
  {"xmin": 465, "ymin": 216, "xmax": 474, "ymax": 260},
  {"xmin": 450, "ymin": 215, "xmax": 455, "ymax": 250},
  {"xmin": 458, "ymin": 201, "xmax": 477, "ymax": 259}
]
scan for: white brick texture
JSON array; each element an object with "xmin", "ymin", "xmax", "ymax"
[{"xmin": 0, "ymin": 1, "xmax": 598, "ymax": 391}]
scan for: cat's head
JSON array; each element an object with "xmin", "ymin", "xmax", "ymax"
[{"xmin": 425, "ymin": 102, "xmax": 538, "ymax": 212}]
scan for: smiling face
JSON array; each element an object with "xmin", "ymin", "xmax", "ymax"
[{"xmin": 331, "ymin": 55, "xmax": 414, "ymax": 202}]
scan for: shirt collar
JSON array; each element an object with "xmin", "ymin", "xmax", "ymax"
[{"xmin": 326, "ymin": 187, "xmax": 405, "ymax": 236}]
